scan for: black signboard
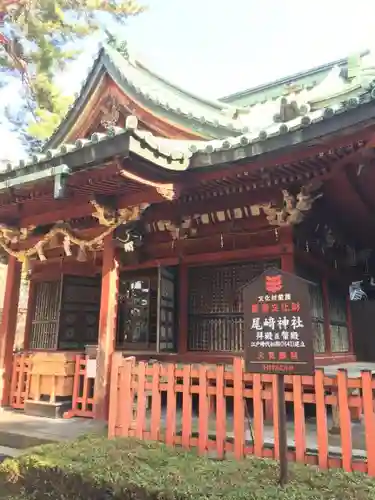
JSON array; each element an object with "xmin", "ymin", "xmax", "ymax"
[{"xmin": 243, "ymin": 268, "xmax": 315, "ymax": 376}]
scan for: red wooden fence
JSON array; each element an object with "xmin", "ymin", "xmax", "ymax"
[
  {"xmin": 108, "ymin": 355, "xmax": 375, "ymax": 476},
  {"xmin": 64, "ymin": 355, "xmax": 95, "ymax": 418},
  {"xmin": 10, "ymin": 352, "xmax": 32, "ymax": 409}
]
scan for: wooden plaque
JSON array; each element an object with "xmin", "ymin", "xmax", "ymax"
[{"xmin": 243, "ymin": 268, "xmax": 315, "ymax": 375}]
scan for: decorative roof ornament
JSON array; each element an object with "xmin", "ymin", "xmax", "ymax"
[
  {"xmin": 105, "ymin": 29, "xmax": 130, "ymax": 59},
  {"xmin": 306, "ymin": 65, "xmax": 360, "ymax": 107},
  {"xmin": 347, "ymin": 53, "xmax": 362, "ymax": 80},
  {"xmin": 357, "ymin": 49, "xmax": 375, "ymax": 88},
  {"xmin": 100, "ymin": 95, "xmax": 120, "ymax": 129},
  {"xmin": 282, "ymin": 82, "xmax": 303, "ymax": 96},
  {"xmin": 273, "ymin": 96, "xmax": 310, "ymax": 123}
]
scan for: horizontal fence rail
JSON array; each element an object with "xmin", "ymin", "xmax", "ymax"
[{"xmin": 109, "ymin": 355, "xmax": 375, "ymax": 476}]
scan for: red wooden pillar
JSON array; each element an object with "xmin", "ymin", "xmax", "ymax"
[
  {"xmin": 94, "ymin": 236, "xmax": 119, "ymax": 420},
  {"xmin": 0, "ymin": 256, "xmax": 22, "ymax": 406}
]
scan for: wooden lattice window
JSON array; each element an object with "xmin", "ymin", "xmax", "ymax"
[
  {"xmin": 309, "ymin": 283, "xmax": 325, "ymax": 354},
  {"xmin": 188, "ymin": 260, "xmax": 279, "ymax": 352},
  {"xmin": 295, "ymin": 265, "xmax": 325, "ymax": 353},
  {"xmin": 328, "ymin": 285, "xmax": 349, "ymax": 353},
  {"xmin": 29, "ymin": 280, "xmax": 62, "ymax": 350},
  {"xmin": 29, "ymin": 275, "xmax": 101, "ymax": 350},
  {"xmin": 58, "ymin": 275, "xmax": 101, "ymax": 350}
]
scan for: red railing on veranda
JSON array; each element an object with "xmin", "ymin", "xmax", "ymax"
[
  {"xmin": 64, "ymin": 354, "xmax": 95, "ymax": 418},
  {"xmin": 10, "ymin": 352, "xmax": 32, "ymax": 410}
]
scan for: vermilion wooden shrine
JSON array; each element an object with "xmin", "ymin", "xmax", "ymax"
[{"xmin": 1, "ymin": 40, "xmax": 375, "ymax": 420}]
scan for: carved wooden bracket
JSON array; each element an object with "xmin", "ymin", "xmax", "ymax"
[
  {"xmin": 0, "ymin": 224, "xmax": 35, "ymax": 244},
  {"xmin": 255, "ymin": 185, "xmax": 322, "ymax": 226},
  {"xmin": 120, "ymin": 168, "xmax": 176, "ymax": 201}
]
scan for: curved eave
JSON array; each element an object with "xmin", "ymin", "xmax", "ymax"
[
  {"xmin": 103, "ymin": 54, "xmax": 238, "ymax": 140},
  {"xmin": 45, "ymin": 46, "xmax": 242, "ymax": 150},
  {"xmin": 44, "ymin": 49, "xmax": 107, "ymax": 151},
  {"xmin": 189, "ymin": 97, "xmax": 375, "ymax": 169},
  {"xmin": 0, "ymin": 124, "xmax": 190, "ymax": 196}
]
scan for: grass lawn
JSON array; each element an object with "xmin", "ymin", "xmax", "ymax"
[{"xmin": 1, "ymin": 435, "xmax": 375, "ymax": 499}]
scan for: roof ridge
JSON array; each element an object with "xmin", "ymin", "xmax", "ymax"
[
  {"xmin": 134, "ymin": 59, "xmax": 232, "ymax": 112},
  {"xmin": 220, "ymin": 50, "xmax": 370, "ymax": 103},
  {"xmin": 102, "ymin": 42, "xmax": 234, "ymax": 112},
  {"xmin": 102, "ymin": 32, "xmax": 234, "ymax": 112}
]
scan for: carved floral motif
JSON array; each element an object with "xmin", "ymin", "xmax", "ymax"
[{"xmin": 259, "ymin": 185, "xmax": 322, "ymax": 226}]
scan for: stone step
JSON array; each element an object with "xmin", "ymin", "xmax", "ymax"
[
  {"xmin": 0, "ymin": 445, "xmax": 22, "ymax": 460},
  {"xmin": 0, "ymin": 431, "xmax": 53, "ymax": 450}
]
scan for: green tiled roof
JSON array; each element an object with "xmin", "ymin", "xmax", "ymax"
[
  {"xmin": 3, "ymin": 48, "xmax": 375, "ymax": 188},
  {"xmin": 45, "ymin": 40, "xmax": 375, "ymax": 154},
  {"xmin": 45, "ymin": 42, "xmax": 245, "ymax": 150},
  {"xmin": 220, "ymin": 51, "xmax": 369, "ymax": 107}
]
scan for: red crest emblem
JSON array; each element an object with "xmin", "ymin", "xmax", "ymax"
[{"xmin": 265, "ymin": 274, "xmax": 283, "ymax": 293}]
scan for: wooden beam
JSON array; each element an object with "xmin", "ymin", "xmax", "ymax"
[
  {"xmin": 31, "ymin": 258, "xmax": 100, "ymax": 281},
  {"xmin": 20, "ymin": 188, "xmax": 164, "ymax": 227},
  {"xmin": 144, "ymin": 230, "xmax": 280, "ymax": 260},
  {"xmin": 143, "ymin": 187, "xmax": 282, "ymax": 223},
  {"xmin": 0, "ymin": 256, "xmax": 21, "ymax": 406},
  {"xmin": 119, "ymin": 242, "xmax": 289, "ymax": 272},
  {"xmin": 181, "ymin": 244, "xmax": 291, "ymax": 266},
  {"xmin": 119, "ymin": 256, "xmax": 179, "ymax": 272}
]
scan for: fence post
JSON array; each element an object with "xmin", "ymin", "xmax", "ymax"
[
  {"xmin": 119, "ymin": 356, "xmax": 136, "ymax": 437},
  {"xmin": 166, "ymin": 363, "xmax": 177, "ymax": 446},
  {"xmin": 293, "ymin": 375, "xmax": 306, "ymax": 462},
  {"xmin": 150, "ymin": 363, "xmax": 162, "ymax": 441},
  {"xmin": 253, "ymin": 374, "xmax": 264, "ymax": 457},
  {"xmin": 361, "ymin": 370, "xmax": 375, "ymax": 476},
  {"xmin": 233, "ymin": 358, "xmax": 245, "ymax": 459},
  {"xmin": 108, "ymin": 352, "xmax": 123, "ymax": 439},
  {"xmin": 198, "ymin": 365, "xmax": 209, "ymax": 455},
  {"xmin": 215, "ymin": 364, "xmax": 226, "ymax": 459},
  {"xmin": 314, "ymin": 369, "xmax": 328, "ymax": 469},
  {"xmin": 337, "ymin": 369, "xmax": 352, "ymax": 473},
  {"xmin": 136, "ymin": 362, "xmax": 147, "ymax": 439}
]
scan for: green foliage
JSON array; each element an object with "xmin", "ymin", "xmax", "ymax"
[
  {"xmin": 1, "ymin": 435, "xmax": 375, "ymax": 499},
  {"xmin": 0, "ymin": 0, "xmax": 145, "ymax": 143}
]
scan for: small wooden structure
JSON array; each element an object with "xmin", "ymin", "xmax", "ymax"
[{"xmin": 1, "ymin": 39, "xmax": 375, "ymax": 419}]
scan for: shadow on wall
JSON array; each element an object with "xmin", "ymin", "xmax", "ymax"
[{"xmin": 0, "ymin": 263, "xmax": 29, "ymax": 351}]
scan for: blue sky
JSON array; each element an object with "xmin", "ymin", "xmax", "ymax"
[{"xmin": 1, "ymin": 0, "xmax": 375, "ymax": 161}]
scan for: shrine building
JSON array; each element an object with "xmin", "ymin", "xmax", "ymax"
[{"xmin": 1, "ymin": 38, "xmax": 375, "ymax": 419}]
